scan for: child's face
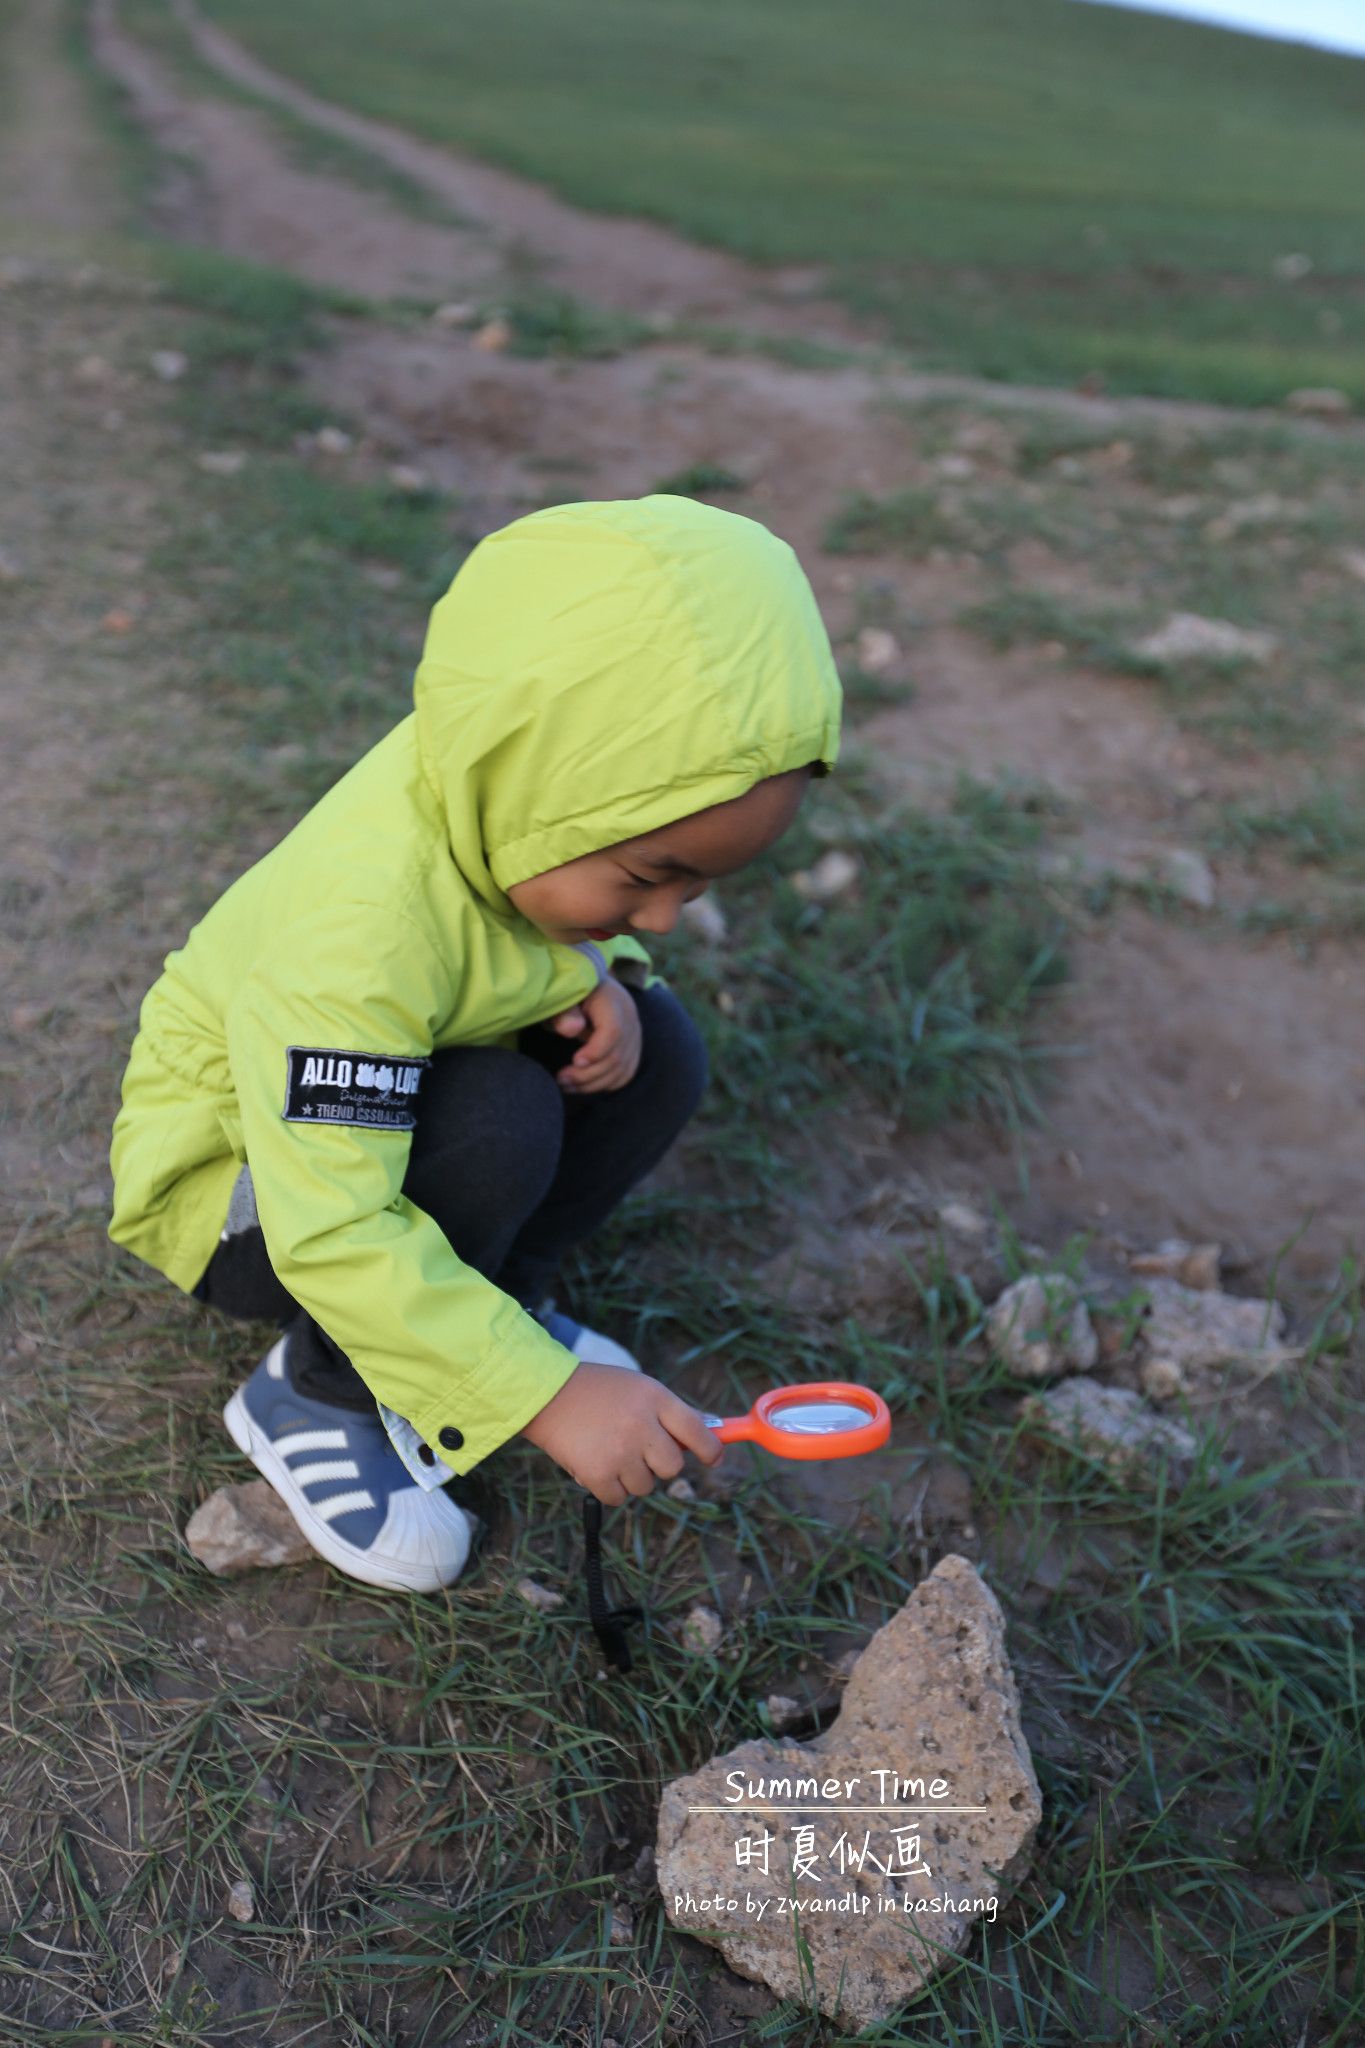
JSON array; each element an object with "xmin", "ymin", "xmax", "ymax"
[{"xmin": 507, "ymin": 767, "xmax": 814, "ymax": 946}]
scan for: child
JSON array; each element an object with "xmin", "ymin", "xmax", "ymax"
[{"xmin": 109, "ymin": 495, "xmax": 842, "ymax": 1594}]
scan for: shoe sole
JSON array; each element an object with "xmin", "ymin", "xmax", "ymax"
[{"xmin": 223, "ymin": 1386, "xmax": 468, "ymax": 1595}]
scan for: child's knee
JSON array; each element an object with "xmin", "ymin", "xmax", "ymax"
[{"xmin": 635, "ymin": 986, "xmax": 709, "ymax": 1124}]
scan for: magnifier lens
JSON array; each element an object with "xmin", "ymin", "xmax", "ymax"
[{"xmin": 767, "ymin": 1397, "xmax": 870, "ymax": 1435}]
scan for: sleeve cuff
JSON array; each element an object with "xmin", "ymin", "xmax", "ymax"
[{"xmin": 406, "ymin": 1330, "xmax": 581, "ymax": 1478}]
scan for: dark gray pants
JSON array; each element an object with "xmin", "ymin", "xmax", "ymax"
[{"xmin": 193, "ymin": 983, "xmax": 708, "ymax": 1411}]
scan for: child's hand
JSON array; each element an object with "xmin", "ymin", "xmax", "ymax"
[
  {"xmin": 519, "ymin": 1361, "xmax": 724, "ymax": 1506},
  {"xmin": 549, "ymin": 978, "xmax": 642, "ymax": 1094}
]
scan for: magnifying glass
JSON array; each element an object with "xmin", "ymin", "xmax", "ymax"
[
  {"xmin": 581, "ymin": 1381, "xmax": 891, "ymax": 1678},
  {"xmin": 699, "ymin": 1382, "xmax": 891, "ymax": 1461}
]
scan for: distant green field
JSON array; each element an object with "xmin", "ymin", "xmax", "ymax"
[{"xmin": 200, "ymin": 0, "xmax": 1365, "ymax": 403}]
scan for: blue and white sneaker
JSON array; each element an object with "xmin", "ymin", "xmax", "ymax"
[
  {"xmin": 532, "ymin": 1298, "xmax": 641, "ymax": 1372},
  {"xmin": 223, "ymin": 1338, "xmax": 477, "ymax": 1594}
]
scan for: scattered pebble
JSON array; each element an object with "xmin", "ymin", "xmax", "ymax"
[
  {"xmin": 679, "ymin": 895, "xmax": 727, "ymax": 945},
  {"xmin": 791, "ymin": 848, "xmax": 859, "ymax": 903},
  {"xmin": 1273, "ymin": 252, "xmax": 1313, "ymax": 280},
  {"xmin": 196, "ymin": 450, "xmax": 246, "ymax": 476},
  {"xmin": 431, "ymin": 300, "xmax": 473, "ymax": 327},
  {"xmin": 515, "ymin": 1576, "xmax": 565, "ymax": 1612},
  {"xmin": 226, "ymin": 1879, "xmax": 255, "ymax": 1924},
  {"xmin": 1283, "ymin": 386, "xmax": 1351, "ymax": 418},
  {"xmin": 150, "ymin": 349, "xmax": 188, "ymax": 382},
  {"xmin": 853, "ymin": 625, "xmax": 900, "ymax": 673},
  {"xmin": 1131, "ymin": 613, "xmax": 1278, "ymax": 667},
  {"xmin": 933, "ymin": 453, "xmax": 976, "ymax": 481},
  {"xmin": 185, "ymin": 1482, "xmax": 313, "ymax": 1575},
  {"xmin": 665, "ymin": 1475, "xmax": 697, "ymax": 1503},
  {"xmin": 388, "ymin": 464, "xmax": 430, "ymax": 493},
  {"xmin": 715, "ymin": 989, "xmax": 738, "ymax": 1017},
  {"xmin": 987, "ymin": 1272, "xmax": 1098, "ymax": 1379},
  {"xmin": 74, "ymin": 353, "xmax": 112, "ymax": 384},
  {"xmin": 315, "ymin": 425, "xmax": 354, "ymax": 455},
  {"xmin": 938, "ymin": 1199, "xmax": 989, "ymax": 1238},
  {"xmin": 362, "ymin": 563, "xmax": 403, "ymax": 591},
  {"xmin": 1129, "ymin": 1239, "xmax": 1222, "ymax": 1291},
  {"xmin": 1159, "ymin": 847, "xmax": 1217, "ymax": 910},
  {"xmin": 763, "ymin": 1693, "xmax": 806, "ymax": 1732},
  {"xmin": 472, "ymin": 318, "xmax": 512, "ymax": 353},
  {"xmin": 101, "ymin": 608, "xmax": 135, "ymax": 634},
  {"xmin": 608, "ymin": 1901, "xmax": 634, "ymax": 1946},
  {"xmin": 1138, "ymin": 1278, "xmax": 1296, "ymax": 1396},
  {"xmin": 1340, "ymin": 549, "xmax": 1365, "ymax": 584},
  {"xmin": 1019, "ymin": 1379, "xmax": 1199, "ymax": 1488},
  {"xmin": 680, "ymin": 1604, "xmax": 723, "ymax": 1654}
]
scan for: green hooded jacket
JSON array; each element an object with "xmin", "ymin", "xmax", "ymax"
[{"xmin": 109, "ymin": 496, "xmax": 842, "ymax": 1476}]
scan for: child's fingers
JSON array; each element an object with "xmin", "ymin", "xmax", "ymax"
[{"xmin": 662, "ymin": 1394, "xmax": 726, "ymax": 1467}]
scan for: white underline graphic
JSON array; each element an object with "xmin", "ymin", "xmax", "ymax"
[{"xmin": 687, "ymin": 1805, "xmax": 989, "ymax": 1813}]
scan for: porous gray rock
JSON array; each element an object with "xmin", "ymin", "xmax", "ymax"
[
  {"xmin": 1019, "ymin": 1379, "xmax": 1199, "ymax": 1487},
  {"xmin": 987, "ymin": 1273, "xmax": 1098, "ymax": 1379},
  {"xmin": 657, "ymin": 1555, "xmax": 1040, "ymax": 2030},
  {"xmin": 1139, "ymin": 1278, "xmax": 1296, "ymax": 1396},
  {"xmin": 185, "ymin": 1482, "xmax": 312, "ymax": 1576}
]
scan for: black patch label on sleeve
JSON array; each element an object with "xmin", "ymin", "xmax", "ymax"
[{"xmin": 282, "ymin": 1046, "xmax": 429, "ymax": 1131}]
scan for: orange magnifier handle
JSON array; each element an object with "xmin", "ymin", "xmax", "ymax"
[{"xmin": 699, "ymin": 1382, "xmax": 891, "ymax": 1461}]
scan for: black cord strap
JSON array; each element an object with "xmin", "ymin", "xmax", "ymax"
[{"xmin": 582, "ymin": 1493, "xmax": 643, "ymax": 1674}]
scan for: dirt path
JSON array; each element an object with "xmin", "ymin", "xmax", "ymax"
[{"xmin": 72, "ymin": 0, "xmax": 1365, "ymax": 1282}]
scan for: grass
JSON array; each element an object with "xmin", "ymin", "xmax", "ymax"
[{"xmin": 193, "ymin": 0, "xmax": 1365, "ymax": 406}]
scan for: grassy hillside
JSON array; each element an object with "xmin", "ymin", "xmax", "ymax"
[{"xmin": 199, "ymin": 0, "xmax": 1365, "ymax": 403}]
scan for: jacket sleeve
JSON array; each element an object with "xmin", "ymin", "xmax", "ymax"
[
  {"xmin": 598, "ymin": 932, "xmax": 663, "ymax": 991},
  {"xmin": 223, "ymin": 907, "xmax": 579, "ymax": 1477}
]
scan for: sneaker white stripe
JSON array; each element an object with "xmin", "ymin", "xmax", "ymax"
[
  {"xmin": 291, "ymin": 1458, "xmax": 361, "ymax": 1487},
  {"xmin": 275, "ymin": 1428, "xmax": 350, "ymax": 1457},
  {"xmin": 313, "ymin": 1488, "xmax": 376, "ymax": 1523}
]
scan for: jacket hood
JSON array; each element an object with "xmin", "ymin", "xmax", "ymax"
[{"xmin": 412, "ymin": 496, "xmax": 842, "ymax": 909}]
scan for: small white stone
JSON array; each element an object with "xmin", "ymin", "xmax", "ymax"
[
  {"xmin": 764, "ymin": 1693, "xmax": 805, "ymax": 1731},
  {"xmin": 608, "ymin": 1901, "xmax": 635, "ymax": 1946},
  {"xmin": 988, "ymin": 1273, "xmax": 1098, "ymax": 1379},
  {"xmin": 315, "ymin": 425, "xmax": 353, "ymax": 454},
  {"xmin": 939, "ymin": 1200, "xmax": 988, "ymax": 1238},
  {"xmin": 150, "ymin": 349, "xmax": 188, "ymax": 382},
  {"xmin": 854, "ymin": 625, "xmax": 901, "ymax": 673},
  {"xmin": 933, "ymin": 453, "xmax": 976, "ymax": 480},
  {"xmin": 472, "ymin": 318, "xmax": 511, "ymax": 353},
  {"xmin": 1159, "ymin": 847, "xmax": 1216, "ymax": 910},
  {"xmin": 388, "ymin": 464, "xmax": 430, "ymax": 493},
  {"xmin": 515, "ymin": 1576, "xmax": 565, "ymax": 1612},
  {"xmin": 431, "ymin": 301, "xmax": 473, "ymax": 327},
  {"xmin": 681, "ymin": 1604, "xmax": 723, "ymax": 1654},
  {"xmin": 679, "ymin": 895, "xmax": 728, "ymax": 945},
  {"xmin": 791, "ymin": 849, "xmax": 859, "ymax": 903},
  {"xmin": 226, "ymin": 1878, "xmax": 255, "ymax": 1923},
  {"xmin": 196, "ymin": 450, "xmax": 246, "ymax": 476},
  {"xmin": 665, "ymin": 1476, "xmax": 697, "ymax": 1503},
  {"xmin": 1131, "ymin": 613, "xmax": 1277, "ymax": 667}
]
